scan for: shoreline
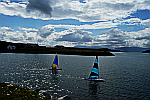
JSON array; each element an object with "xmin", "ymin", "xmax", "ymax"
[
  {"xmin": 0, "ymin": 41, "xmax": 115, "ymax": 56},
  {"xmin": 0, "ymin": 50, "xmax": 115, "ymax": 56}
]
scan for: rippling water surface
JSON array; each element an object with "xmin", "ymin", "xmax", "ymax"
[{"xmin": 0, "ymin": 53, "xmax": 150, "ymax": 100}]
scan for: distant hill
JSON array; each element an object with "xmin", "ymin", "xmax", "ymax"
[
  {"xmin": 74, "ymin": 46, "xmax": 149, "ymax": 52},
  {"xmin": 142, "ymin": 49, "xmax": 150, "ymax": 53},
  {"xmin": 115, "ymin": 47, "xmax": 149, "ymax": 52},
  {"xmin": 0, "ymin": 41, "xmax": 115, "ymax": 56}
]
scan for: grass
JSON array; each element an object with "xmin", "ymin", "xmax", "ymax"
[{"xmin": 0, "ymin": 82, "xmax": 45, "ymax": 100}]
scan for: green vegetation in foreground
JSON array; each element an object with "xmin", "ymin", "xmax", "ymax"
[{"xmin": 0, "ymin": 82, "xmax": 45, "ymax": 100}]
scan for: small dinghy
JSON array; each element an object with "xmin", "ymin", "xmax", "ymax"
[
  {"xmin": 85, "ymin": 56, "xmax": 104, "ymax": 82},
  {"xmin": 49, "ymin": 53, "xmax": 62, "ymax": 70}
]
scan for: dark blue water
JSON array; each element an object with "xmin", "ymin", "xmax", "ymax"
[{"xmin": 0, "ymin": 53, "xmax": 150, "ymax": 100}]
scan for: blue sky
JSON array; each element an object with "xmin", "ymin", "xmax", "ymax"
[{"xmin": 0, "ymin": 0, "xmax": 150, "ymax": 49}]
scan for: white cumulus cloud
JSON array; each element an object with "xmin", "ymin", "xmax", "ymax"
[{"xmin": 1, "ymin": 0, "xmax": 150, "ymax": 21}]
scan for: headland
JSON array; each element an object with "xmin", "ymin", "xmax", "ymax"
[{"xmin": 0, "ymin": 41, "xmax": 115, "ymax": 56}]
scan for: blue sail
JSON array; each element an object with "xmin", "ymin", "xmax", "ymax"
[
  {"xmin": 53, "ymin": 55, "xmax": 58, "ymax": 66},
  {"xmin": 51, "ymin": 53, "xmax": 58, "ymax": 68},
  {"xmin": 49, "ymin": 53, "xmax": 62, "ymax": 70}
]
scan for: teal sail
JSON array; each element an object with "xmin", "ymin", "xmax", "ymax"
[{"xmin": 89, "ymin": 56, "xmax": 99, "ymax": 79}]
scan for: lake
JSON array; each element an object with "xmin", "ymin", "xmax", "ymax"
[{"xmin": 0, "ymin": 53, "xmax": 150, "ymax": 100}]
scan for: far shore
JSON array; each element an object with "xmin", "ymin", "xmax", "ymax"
[
  {"xmin": 0, "ymin": 40, "xmax": 115, "ymax": 56},
  {"xmin": 0, "ymin": 49, "xmax": 115, "ymax": 56}
]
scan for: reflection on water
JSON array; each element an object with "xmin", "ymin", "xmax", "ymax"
[
  {"xmin": 49, "ymin": 70, "xmax": 60, "ymax": 97},
  {"xmin": 89, "ymin": 82, "xmax": 98, "ymax": 98},
  {"xmin": 52, "ymin": 70, "xmax": 58, "ymax": 75}
]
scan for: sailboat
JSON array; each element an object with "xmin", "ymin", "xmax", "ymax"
[
  {"xmin": 49, "ymin": 53, "xmax": 62, "ymax": 70},
  {"xmin": 85, "ymin": 56, "xmax": 104, "ymax": 81}
]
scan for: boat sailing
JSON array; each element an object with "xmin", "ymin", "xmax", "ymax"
[
  {"xmin": 49, "ymin": 53, "xmax": 62, "ymax": 70},
  {"xmin": 85, "ymin": 56, "xmax": 104, "ymax": 81}
]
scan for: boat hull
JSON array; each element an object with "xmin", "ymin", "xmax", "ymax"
[
  {"xmin": 49, "ymin": 68, "xmax": 62, "ymax": 70},
  {"xmin": 85, "ymin": 78, "xmax": 104, "ymax": 82}
]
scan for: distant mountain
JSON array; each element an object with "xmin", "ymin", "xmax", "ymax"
[
  {"xmin": 115, "ymin": 47, "xmax": 149, "ymax": 52},
  {"xmin": 75, "ymin": 45, "xmax": 150, "ymax": 52},
  {"xmin": 142, "ymin": 49, "xmax": 150, "ymax": 53}
]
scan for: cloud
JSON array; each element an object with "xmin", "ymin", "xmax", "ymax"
[
  {"xmin": 51, "ymin": 0, "xmax": 150, "ymax": 22},
  {"xmin": 52, "ymin": 1, "xmax": 134, "ymax": 21},
  {"xmin": 26, "ymin": 0, "xmax": 52, "ymax": 17},
  {"xmin": 0, "ymin": 1, "xmax": 26, "ymax": 16},
  {"xmin": 0, "ymin": 26, "xmax": 38, "ymax": 43},
  {"xmin": 1, "ymin": 27, "xmax": 14, "ymax": 32},
  {"xmin": 110, "ymin": 3, "xmax": 134, "ymax": 10},
  {"xmin": 92, "ymin": 27, "xmax": 149, "ymax": 48},
  {"xmin": 19, "ymin": 27, "xmax": 38, "ymax": 32},
  {"xmin": 129, "ymin": 28, "xmax": 150, "ymax": 38},
  {"xmin": 126, "ymin": 28, "xmax": 150, "ymax": 47},
  {"xmin": 44, "ymin": 21, "xmax": 118, "ymax": 30},
  {"xmin": 0, "ymin": 0, "xmax": 53, "ymax": 20},
  {"xmin": 55, "ymin": 29, "xmax": 92, "ymax": 42},
  {"xmin": 136, "ymin": 36, "xmax": 150, "ymax": 40},
  {"xmin": 1, "ymin": 0, "xmax": 150, "ymax": 21},
  {"xmin": 0, "ymin": 29, "xmax": 24, "ymax": 42},
  {"xmin": 101, "ymin": 28, "xmax": 129, "ymax": 39},
  {"xmin": 93, "ymin": 28, "xmax": 129, "ymax": 48},
  {"xmin": 1, "ymin": 26, "xmax": 150, "ymax": 48},
  {"xmin": 121, "ymin": 18, "xmax": 142, "ymax": 25},
  {"xmin": 144, "ymin": 0, "xmax": 150, "ymax": 6},
  {"xmin": 134, "ymin": 28, "xmax": 150, "ymax": 44},
  {"xmin": 37, "ymin": 25, "xmax": 55, "ymax": 38},
  {"xmin": 141, "ymin": 19, "xmax": 150, "ymax": 28},
  {"xmin": 144, "ymin": 40, "xmax": 150, "ymax": 48},
  {"xmin": 0, "ymin": 26, "xmax": 55, "ymax": 45}
]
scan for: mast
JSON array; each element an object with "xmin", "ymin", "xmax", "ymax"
[{"xmin": 96, "ymin": 56, "xmax": 99, "ymax": 79}]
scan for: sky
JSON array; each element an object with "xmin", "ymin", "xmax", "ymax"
[{"xmin": 0, "ymin": 0, "xmax": 150, "ymax": 49}]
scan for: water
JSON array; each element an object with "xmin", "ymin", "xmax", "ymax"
[{"xmin": 0, "ymin": 53, "xmax": 150, "ymax": 100}]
